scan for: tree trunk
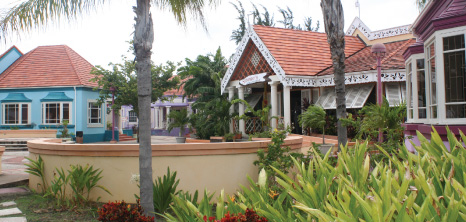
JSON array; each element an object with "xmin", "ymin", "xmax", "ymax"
[
  {"xmin": 134, "ymin": 0, "xmax": 155, "ymax": 217},
  {"xmin": 321, "ymin": 0, "xmax": 347, "ymax": 150}
]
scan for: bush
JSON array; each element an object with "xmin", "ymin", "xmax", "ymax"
[{"xmin": 97, "ymin": 199, "xmax": 154, "ymax": 222}]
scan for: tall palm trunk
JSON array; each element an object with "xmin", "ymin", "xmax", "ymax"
[
  {"xmin": 134, "ymin": 0, "xmax": 155, "ymax": 216},
  {"xmin": 321, "ymin": 0, "xmax": 347, "ymax": 150}
]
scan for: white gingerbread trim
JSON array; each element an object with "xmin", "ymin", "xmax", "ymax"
[
  {"xmin": 284, "ymin": 69, "xmax": 406, "ymax": 87},
  {"xmin": 346, "ymin": 17, "xmax": 411, "ymax": 40},
  {"xmin": 221, "ymin": 26, "xmax": 288, "ymax": 94}
]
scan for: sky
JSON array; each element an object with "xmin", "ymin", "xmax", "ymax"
[{"xmin": 0, "ymin": 0, "xmax": 421, "ymax": 68}]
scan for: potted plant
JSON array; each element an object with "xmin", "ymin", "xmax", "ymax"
[
  {"xmin": 167, "ymin": 109, "xmax": 189, "ymax": 143},
  {"xmin": 59, "ymin": 120, "xmax": 74, "ymax": 143},
  {"xmin": 299, "ymin": 105, "xmax": 333, "ymax": 154}
]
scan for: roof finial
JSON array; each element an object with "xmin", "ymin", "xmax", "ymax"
[{"xmin": 355, "ymin": 0, "xmax": 361, "ymax": 19}]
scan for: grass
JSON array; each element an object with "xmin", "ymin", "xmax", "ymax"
[{"xmin": 0, "ymin": 191, "xmax": 102, "ymax": 221}]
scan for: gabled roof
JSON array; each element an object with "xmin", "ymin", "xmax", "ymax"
[
  {"xmin": 319, "ymin": 39, "xmax": 416, "ymax": 76},
  {"xmin": 253, "ymin": 25, "xmax": 366, "ymax": 76},
  {"xmin": 412, "ymin": 0, "xmax": 466, "ymax": 41},
  {"xmin": 0, "ymin": 45, "xmax": 97, "ymax": 88},
  {"xmin": 164, "ymin": 76, "xmax": 189, "ymax": 96}
]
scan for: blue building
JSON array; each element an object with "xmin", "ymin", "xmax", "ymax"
[{"xmin": 0, "ymin": 45, "xmax": 108, "ymax": 143}]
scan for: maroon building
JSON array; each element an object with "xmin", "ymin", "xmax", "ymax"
[{"xmin": 404, "ymin": 0, "xmax": 466, "ymax": 151}]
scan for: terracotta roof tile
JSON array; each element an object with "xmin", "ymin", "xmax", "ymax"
[
  {"xmin": 318, "ymin": 38, "xmax": 415, "ymax": 75},
  {"xmin": 164, "ymin": 76, "xmax": 190, "ymax": 96},
  {"xmin": 253, "ymin": 25, "xmax": 366, "ymax": 76},
  {"xmin": 0, "ymin": 45, "xmax": 97, "ymax": 88}
]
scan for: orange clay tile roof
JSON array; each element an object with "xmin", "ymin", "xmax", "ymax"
[
  {"xmin": 163, "ymin": 76, "xmax": 190, "ymax": 96},
  {"xmin": 253, "ymin": 25, "xmax": 367, "ymax": 76},
  {"xmin": 318, "ymin": 38, "xmax": 416, "ymax": 76},
  {"xmin": 0, "ymin": 45, "xmax": 97, "ymax": 88}
]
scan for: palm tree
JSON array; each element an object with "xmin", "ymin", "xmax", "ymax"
[
  {"xmin": 320, "ymin": 0, "xmax": 347, "ymax": 150},
  {"xmin": 0, "ymin": 0, "xmax": 214, "ymax": 217},
  {"xmin": 299, "ymin": 105, "xmax": 327, "ymax": 144}
]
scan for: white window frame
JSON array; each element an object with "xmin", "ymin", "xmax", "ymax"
[
  {"xmin": 87, "ymin": 100, "xmax": 103, "ymax": 127},
  {"xmin": 129, "ymin": 111, "xmax": 138, "ymax": 123},
  {"xmin": 406, "ymin": 58, "xmax": 414, "ymax": 122},
  {"xmin": 2, "ymin": 103, "xmax": 31, "ymax": 125},
  {"xmin": 41, "ymin": 102, "xmax": 72, "ymax": 124},
  {"xmin": 423, "ymin": 26, "xmax": 466, "ymax": 125}
]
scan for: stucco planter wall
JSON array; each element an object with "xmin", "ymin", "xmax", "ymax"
[
  {"xmin": 27, "ymin": 136, "xmax": 303, "ymax": 203},
  {"xmin": 0, "ymin": 130, "xmax": 57, "ymax": 138}
]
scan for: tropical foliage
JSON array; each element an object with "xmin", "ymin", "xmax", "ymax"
[
  {"xmin": 299, "ymin": 105, "xmax": 326, "ymax": 143},
  {"xmin": 179, "ymin": 48, "xmax": 232, "ymax": 139},
  {"xmin": 230, "ymin": 1, "xmax": 320, "ymax": 44},
  {"xmin": 162, "ymin": 128, "xmax": 466, "ymax": 221},
  {"xmin": 91, "ymin": 54, "xmax": 179, "ymax": 117},
  {"xmin": 167, "ymin": 109, "xmax": 190, "ymax": 137}
]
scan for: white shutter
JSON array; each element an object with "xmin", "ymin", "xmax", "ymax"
[
  {"xmin": 400, "ymin": 83, "xmax": 406, "ymax": 103},
  {"xmin": 352, "ymin": 84, "xmax": 375, "ymax": 108},
  {"xmin": 385, "ymin": 83, "xmax": 402, "ymax": 107}
]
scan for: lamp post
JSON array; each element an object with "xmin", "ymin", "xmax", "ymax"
[
  {"xmin": 109, "ymin": 86, "xmax": 117, "ymax": 144},
  {"xmin": 371, "ymin": 43, "xmax": 386, "ymax": 143}
]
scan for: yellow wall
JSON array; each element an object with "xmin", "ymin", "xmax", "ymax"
[{"xmin": 27, "ymin": 136, "xmax": 303, "ymax": 203}]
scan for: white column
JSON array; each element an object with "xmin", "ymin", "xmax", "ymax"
[
  {"xmin": 237, "ymin": 86, "xmax": 245, "ymax": 135},
  {"xmin": 228, "ymin": 87, "xmax": 235, "ymax": 133},
  {"xmin": 269, "ymin": 81, "xmax": 279, "ymax": 129},
  {"xmin": 284, "ymin": 85, "xmax": 291, "ymax": 129},
  {"xmin": 154, "ymin": 107, "xmax": 160, "ymax": 129},
  {"xmin": 159, "ymin": 107, "xmax": 164, "ymax": 129},
  {"xmin": 187, "ymin": 102, "xmax": 194, "ymax": 116},
  {"xmin": 166, "ymin": 106, "xmax": 171, "ymax": 130}
]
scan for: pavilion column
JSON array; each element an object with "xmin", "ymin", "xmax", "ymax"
[
  {"xmin": 237, "ymin": 86, "xmax": 246, "ymax": 135},
  {"xmin": 228, "ymin": 87, "xmax": 235, "ymax": 133},
  {"xmin": 269, "ymin": 81, "xmax": 279, "ymax": 129},
  {"xmin": 166, "ymin": 106, "xmax": 171, "ymax": 130},
  {"xmin": 154, "ymin": 107, "xmax": 160, "ymax": 129},
  {"xmin": 187, "ymin": 102, "xmax": 194, "ymax": 116},
  {"xmin": 159, "ymin": 107, "xmax": 164, "ymax": 129},
  {"xmin": 284, "ymin": 85, "xmax": 291, "ymax": 129}
]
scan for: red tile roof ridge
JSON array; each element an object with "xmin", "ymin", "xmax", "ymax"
[
  {"xmin": 63, "ymin": 45, "xmax": 89, "ymax": 86},
  {"xmin": 253, "ymin": 24, "xmax": 327, "ymax": 34},
  {"xmin": 0, "ymin": 46, "xmax": 37, "ymax": 82},
  {"xmin": 375, "ymin": 38, "xmax": 416, "ymax": 69}
]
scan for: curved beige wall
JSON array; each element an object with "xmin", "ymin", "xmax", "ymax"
[
  {"xmin": 0, "ymin": 130, "xmax": 57, "ymax": 138},
  {"xmin": 28, "ymin": 136, "xmax": 302, "ymax": 203}
]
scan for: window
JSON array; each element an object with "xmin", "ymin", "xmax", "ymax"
[
  {"xmin": 88, "ymin": 102, "xmax": 102, "ymax": 124},
  {"xmin": 427, "ymin": 42, "xmax": 437, "ymax": 118},
  {"xmin": 417, "ymin": 59, "xmax": 427, "ymax": 119},
  {"xmin": 443, "ymin": 34, "xmax": 466, "ymax": 118},
  {"xmin": 129, "ymin": 111, "xmax": 138, "ymax": 122},
  {"xmin": 2, "ymin": 103, "xmax": 30, "ymax": 125},
  {"xmin": 42, "ymin": 102, "xmax": 71, "ymax": 124},
  {"xmin": 407, "ymin": 62, "xmax": 413, "ymax": 119}
]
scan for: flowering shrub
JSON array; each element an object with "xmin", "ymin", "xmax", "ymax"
[
  {"xmin": 97, "ymin": 199, "xmax": 154, "ymax": 222},
  {"xmin": 203, "ymin": 209, "xmax": 268, "ymax": 222}
]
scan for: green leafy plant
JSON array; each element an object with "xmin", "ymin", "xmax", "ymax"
[
  {"xmin": 299, "ymin": 105, "xmax": 326, "ymax": 143},
  {"xmin": 46, "ymin": 167, "xmax": 71, "ymax": 207},
  {"xmin": 24, "ymin": 155, "xmax": 48, "ymax": 193},
  {"xmin": 167, "ymin": 109, "xmax": 189, "ymax": 137},
  {"xmin": 253, "ymin": 128, "xmax": 302, "ymax": 188},
  {"xmin": 68, "ymin": 164, "xmax": 111, "ymax": 204},
  {"xmin": 153, "ymin": 167, "xmax": 180, "ymax": 214},
  {"xmin": 224, "ymin": 133, "xmax": 234, "ymax": 142},
  {"xmin": 59, "ymin": 120, "xmax": 71, "ymax": 138}
]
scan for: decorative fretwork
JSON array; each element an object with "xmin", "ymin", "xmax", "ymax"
[
  {"xmin": 346, "ymin": 17, "xmax": 410, "ymax": 41},
  {"xmin": 284, "ymin": 70, "xmax": 406, "ymax": 87},
  {"xmin": 231, "ymin": 41, "xmax": 276, "ymax": 81}
]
